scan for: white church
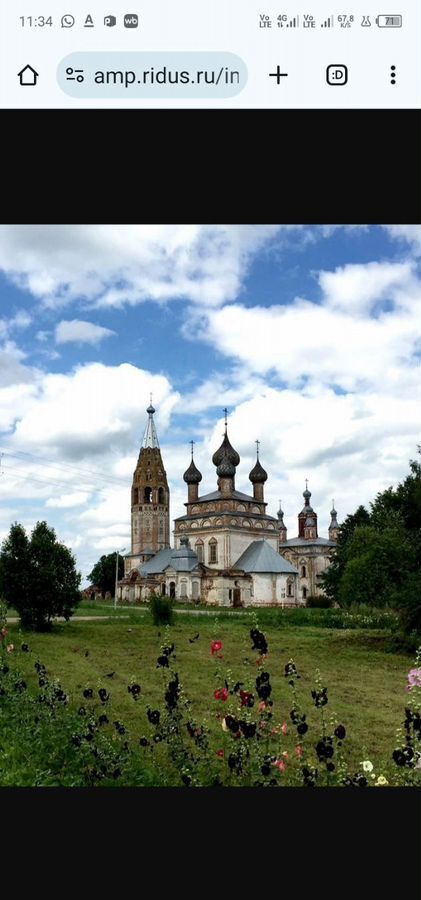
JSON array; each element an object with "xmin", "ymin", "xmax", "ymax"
[{"xmin": 117, "ymin": 404, "xmax": 339, "ymax": 607}]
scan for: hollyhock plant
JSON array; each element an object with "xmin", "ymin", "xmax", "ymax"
[
  {"xmin": 407, "ymin": 668, "xmax": 421, "ymax": 691},
  {"xmin": 211, "ymin": 641, "xmax": 223, "ymax": 656},
  {"xmin": 214, "ymin": 688, "xmax": 229, "ymax": 702}
]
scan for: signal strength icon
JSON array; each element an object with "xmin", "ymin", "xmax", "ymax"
[
  {"xmin": 321, "ymin": 16, "xmax": 334, "ymax": 28},
  {"xmin": 284, "ymin": 16, "xmax": 299, "ymax": 28}
]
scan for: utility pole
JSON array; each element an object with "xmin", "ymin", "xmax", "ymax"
[{"xmin": 114, "ymin": 548, "xmax": 126, "ymax": 610}]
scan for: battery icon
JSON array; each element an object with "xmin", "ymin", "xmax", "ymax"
[{"xmin": 376, "ymin": 15, "xmax": 402, "ymax": 27}]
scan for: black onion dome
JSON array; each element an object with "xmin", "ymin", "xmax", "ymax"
[
  {"xmin": 303, "ymin": 488, "xmax": 311, "ymax": 500},
  {"xmin": 212, "ymin": 431, "xmax": 240, "ymax": 468},
  {"xmin": 146, "ymin": 403, "xmax": 155, "ymax": 415},
  {"xmin": 249, "ymin": 458, "xmax": 268, "ymax": 484},
  {"xmin": 216, "ymin": 457, "xmax": 236, "ymax": 477},
  {"xmin": 183, "ymin": 458, "xmax": 202, "ymax": 484}
]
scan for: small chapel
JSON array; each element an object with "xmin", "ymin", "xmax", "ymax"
[{"xmin": 117, "ymin": 404, "xmax": 339, "ymax": 607}]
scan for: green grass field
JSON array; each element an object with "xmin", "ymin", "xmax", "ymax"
[{"xmin": 3, "ymin": 614, "xmax": 413, "ymax": 778}]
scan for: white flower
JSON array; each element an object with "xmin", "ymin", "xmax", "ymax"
[
  {"xmin": 362, "ymin": 760, "xmax": 373, "ymax": 772},
  {"xmin": 375, "ymin": 776, "xmax": 388, "ymax": 786}
]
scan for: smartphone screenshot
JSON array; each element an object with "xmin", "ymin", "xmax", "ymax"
[{"xmin": 1, "ymin": 1, "xmax": 420, "ymax": 108}]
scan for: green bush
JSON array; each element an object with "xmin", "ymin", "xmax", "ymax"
[
  {"xmin": 149, "ymin": 592, "xmax": 174, "ymax": 626},
  {"xmin": 306, "ymin": 594, "xmax": 332, "ymax": 609}
]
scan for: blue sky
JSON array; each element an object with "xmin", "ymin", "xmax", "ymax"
[{"xmin": 0, "ymin": 224, "xmax": 420, "ymax": 583}]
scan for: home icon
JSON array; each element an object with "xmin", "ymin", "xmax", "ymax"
[{"xmin": 18, "ymin": 65, "xmax": 39, "ymax": 86}]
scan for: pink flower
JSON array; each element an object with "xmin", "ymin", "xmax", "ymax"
[
  {"xmin": 273, "ymin": 760, "xmax": 286, "ymax": 772},
  {"xmin": 271, "ymin": 726, "xmax": 280, "ymax": 735},
  {"xmin": 211, "ymin": 640, "xmax": 223, "ymax": 656},
  {"xmin": 407, "ymin": 668, "xmax": 421, "ymax": 691},
  {"xmin": 258, "ymin": 701, "xmax": 267, "ymax": 712},
  {"xmin": 295, "ymin": 745, "xmax": 303, "ymax": 758},
  {"xmin": 281, "ymin": 722, "xmax": 288, "ymax": 735},
  {"xmin": 216, "ymin": 749, "xmax": 224, "ymax": 758}
]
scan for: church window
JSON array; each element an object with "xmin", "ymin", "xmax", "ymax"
[
  {"xmin": 144, "ymin": 487, "xmax": 152, "ymax": 503},
  {"xmin": 195, "ymin": 540, "xmax": 204, "ymax": 563},
  {"xmin": 161, "ymin": 583, "xmax": 166, "ymax": 596},
  {"xmin": 302, "ymin": 586, "xmax": 307, "ymax": 599},
  {"xmin": 287, "ymin": 579, "xmax": 294, "ymax": 597},
  {"xmin": 158, "ymin": 487, "xmax": 165, "ymax": 505},
  {"xmin": 133, "ymin": 488, "xmax": 139, "ymax": 505},
  {"xmin": 209, "ymin": 539, "xmax": 218, "ymax": 564},
  {"xmin": 301, "ymin": 565, "xmax": 306, "ymax": 577},
  {"xmin": 180, "ymin": 579, "xmax": 188, "ymax": 598}
]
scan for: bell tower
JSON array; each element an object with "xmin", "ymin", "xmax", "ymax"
[{"xmin": 130, "ymin": 400, "xmax": 170, "ymax": 561}]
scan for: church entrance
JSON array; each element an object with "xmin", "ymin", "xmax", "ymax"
[
  {"xmin": 233, "ymin": 588, "xmax": 242, "ymax": 607},
  {"xmin": 169, "ymin": 581, "xmax": 176, "ymax": 599}
]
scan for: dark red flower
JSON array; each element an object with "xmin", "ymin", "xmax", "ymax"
[
  {"xmin": 214, "ymin": 688, "xmax": 229, "ymax": 701},
  {"xmin": 239, "ymin": 690, "xmax": 254, "ymax": 708}
]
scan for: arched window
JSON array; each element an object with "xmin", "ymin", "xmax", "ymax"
[
  {"xmin": 158, "ymin": 487, "xmax": 165, "ymax": 505},
  {"xmin": 208, "ymin": 538, "xmax": 218, "ymax": 564},
  {"xmin": 144, "ymin": 487, "xmax": 152, "ymax": 503},
  {"xmin": 302, "ymin": 586, "xmax": 307, "ymax": 599},
  {"xmin": 169, "ymin": 582, "xmax": 176, "ymax": 599},
  {"xmin": 287, "ymin": 578, "xmax": 294, "ymax": 597},
  {"xmin": 180, "ymin": 579, "xmax": 188, "ymax": 598},
  {"xmin": 301, "ymin": 565, "xmax": 306, "ymax": 577},
  {"xmin": 195, "ymin": 540, "xmax": 204, "ymax": 563}
]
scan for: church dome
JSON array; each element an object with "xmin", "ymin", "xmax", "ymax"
[
  {"xmin": 171, "ymin": 535, "xmax": 197, "ymax": 558},
  {"xmin": 249, "ymin": 458, "xmax": 268, "ymax": 484},
  {"xmin": 216, "ymin": 456, "xmax": 236, "ymax": 477},
  {"xmin": 303, "ymin": 487, "xmax": 311, "ymax": 500},
  {"xmin": 183, "ymin": 458, "xmax": 202, "ymax": 484},
  {"xmin": 212, "ymin": 431, "xmax": 240, "ymax": 468}
]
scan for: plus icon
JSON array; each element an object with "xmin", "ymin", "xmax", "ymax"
[{"xmin": 269, "ymin": 66, "xmax": 288, "ymax": 83}]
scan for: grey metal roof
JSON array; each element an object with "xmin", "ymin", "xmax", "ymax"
[
  {"xmin": 140, "ymin": 545, "xmax": 200, "ymax": 575},
  {"xmin": 142, "ymin": 406, "xmax": 160, "ymax": 448},
  {"xmin": 234, "ymin": 540, "xmax": 298, "ymax": 574},
  {"xmin": 281, "ymin": 537, "xmax": 336, "ymax": 547},
  {"xmin": 193, "ymin": 489, "xmax": 257, "ymax": 503},
  {"xmin": 165, "ymin": 556, "xmax": 200, "ymax": 573},
  {"xmin": 140, "ymin": 548, "xmax": 173, "ymax": 574},
  {"xmin": 175, "ymin": 510, "xmax": 278, "ymax": 524}
]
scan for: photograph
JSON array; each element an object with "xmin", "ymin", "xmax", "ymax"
[{"xmin": 0, "ymin": 223, "xmax": 420, "ymax": 790}]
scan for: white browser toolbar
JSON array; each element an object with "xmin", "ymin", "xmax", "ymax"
[{"xmin": 1, "ymin": 1, "xmax": 419, "ymax": 107}]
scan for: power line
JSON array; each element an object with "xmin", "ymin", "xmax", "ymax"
[
  {"xmin": 0, "ymin": 448, "xmax": 130, "ymax": 487},
  {"xmin": 0, "ymin": 464, "xmax": 123, "ymax": 496}
]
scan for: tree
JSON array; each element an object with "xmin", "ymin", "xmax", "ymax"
[
  {"xmin": 337, "ymin": 524, "xmax": 414, "ymax": 608},
  {"xmin": 0, "ymin": 521, "xmax": 81, "ymax": 630},
  {"xmin": 321, "ymin": 505, "xmax": 371, "ymax": 605},
  {"xmin": 87, "ymin": 553, "xmax": 124, "ymax": 597}
]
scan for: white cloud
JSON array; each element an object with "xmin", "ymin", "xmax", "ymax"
[
  {"xmin": 319, "ymin": 261, "xmax": 415, "ymax": 315},
  {"xmin": 0, "ymin": 224, "xmax": 281, "ymax": 311},
  {"xmin": 194, "ymin": 261, "xmax": 421, "ymax": 394},
  {"xmin": 46, "ymin": 491, "xmax": 92, "ymax": 508},
  {"xmin": 55, "ymin": 319, "xmax": 116, "ymax": 345}
]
